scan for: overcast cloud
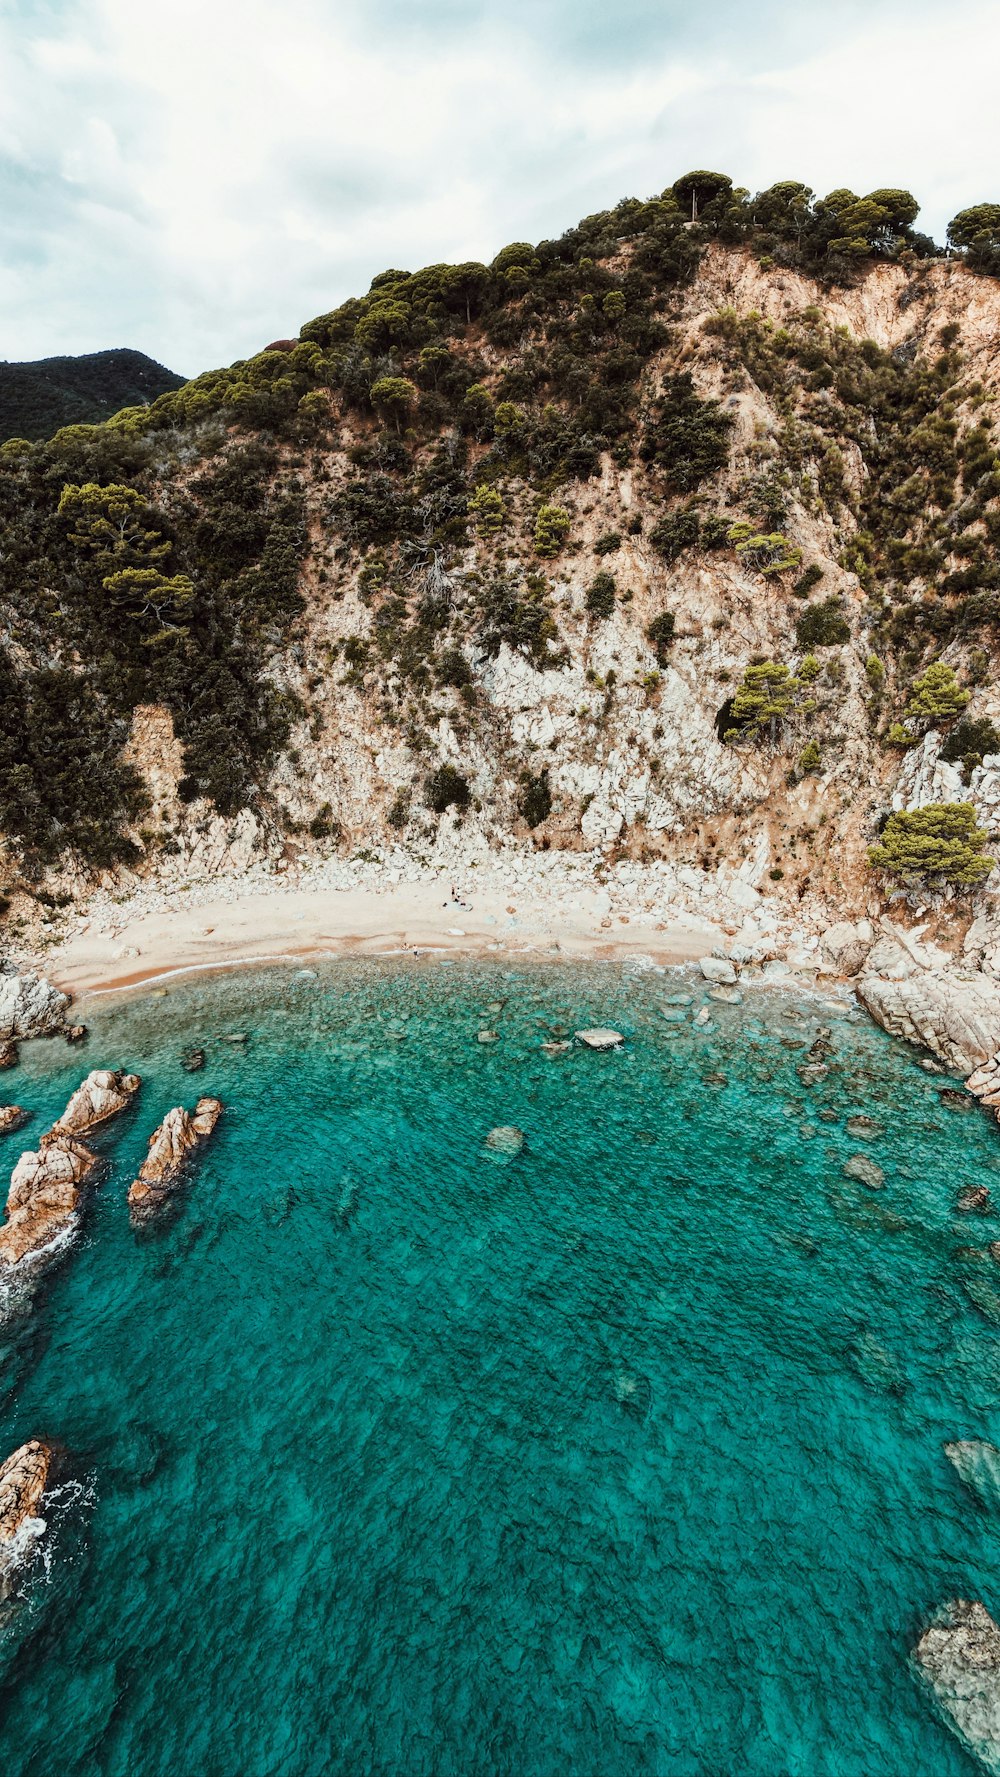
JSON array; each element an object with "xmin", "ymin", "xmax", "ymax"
[{"xmin": 1, "ymin": 0, "xmax": 998, "ymax": 375}]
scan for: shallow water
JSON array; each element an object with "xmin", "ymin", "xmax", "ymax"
[{"xmin": 1, "ymin": 958, "xmax": 999, "ymax": 1776}]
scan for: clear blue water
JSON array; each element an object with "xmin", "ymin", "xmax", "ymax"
[{"xmin": 1, "ymin": 958, "xmax": 999, "ymax": 1777}]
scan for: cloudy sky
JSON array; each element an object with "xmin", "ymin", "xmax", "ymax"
[{"xmin": 2, "ymin": 0, "xmax": 998, "ymax": 377}]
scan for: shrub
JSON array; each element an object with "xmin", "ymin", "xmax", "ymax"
[
  {"xmin": 534, "ymin": 503, "xmax": 571, "ymax": 557},
  {"xmin": 594, "ymin": 532, "xmax": 621, "ymax": 556},
  {"xmin": 795, "ymin": 597, "xmax": 850, "ymax": 649},
  {"xmin": 650, "ymin": 506, "xmax": 700, "ymax": 562},
  {"xmin": 468, "ymin": 484, "xmax": 505, "ymax": 535},
  {"xmin": 518, "ymin": 768, "xmax": 552, "ymax": 828},
  {"xmin": 640, "ymin": 373, "xmax": 734, "ymax": 492},
  {"xmin": 646, "ymin": 611, "xmax": 676, "ymax": 663},
  {"xmin": 793, "ymin": 564, "xmax": 824, "ymax": 598},
  {"xmin": 437, "ymin": 647, "xmax": 473, "ymax": 689},
  {"xmin": 798, "ymin": 738, "xmax": 822, "ymax": 773},
  {"xmin": 586, "ymin": 571, "xmax": 616, "ymax": 619},
  {"xmin": 939, "ymin": 715, "xmax": 1000, "ymax": 781},
  {"xmin": 865, "ymin": 653, "xmax": 886, "ymax": 692},
  {"xmin": 903, "ymin": 661, "xmax": 970, "ymax": 725},
  {"xmin": 728, "ymin": 523, "xmax": 803, "ymax": 576},
  {"xmin": 868, "ymin": 802, "xmax": 992, "ymax": 886},
  {"xmin": 425, "ymin": 764, "xmax": 471, "ymax": 813}
]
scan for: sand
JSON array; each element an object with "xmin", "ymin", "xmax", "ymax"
[{"xmin": 44, "ymin": 880, "xmax": 724, "ymax": 999}]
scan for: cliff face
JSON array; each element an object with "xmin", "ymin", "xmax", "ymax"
[{"xmin": 4, "ymin": 232, "xmax": 1000, "ymax": 946}]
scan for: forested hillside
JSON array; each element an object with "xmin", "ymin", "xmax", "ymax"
[
  {"xmin": 4, "ymin": 171, "xmax": 1000, "ymax": 928},
  {"xmin": 0, "ymin": 349, "xmax": 184, "ymax": 444}
]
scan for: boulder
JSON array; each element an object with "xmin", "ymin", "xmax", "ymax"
[
  {"xmin": 699, "ymin": 956, "xmax": 737, "ymax": 985},
  {"xmin": 0, "ymin": 1133, "xmax": 98, "ymax": 1267},
  {"xmin": 857, "ymin": 969, "xmax": 1000, "ymax": 1074},
  {"xmin": 0, "ymin": 971, "xmax": 70, "ymax": 1041},
  {"xmin": 127, "ymin": 1098, "xmax": 222, "ymax": 1224},
  {"xmin": 51, "ymin": 1069, "xmax": 141, "ymax": 1138},
  {"xmin": 0, "ymin": 1043, "xmax": 17, "ymax": 1070},
  {"xmin": 913, "ymin": 1599, "xmax": 1000, "ymax": 1774},
  {"xmin": 0, "ymin": 1439, "xmax": 54, "ymax": 1593},
  {"xmin": 575, "ymin": 1028, "xmax": 625, "ymax": 1050},
  {"xmin": 0, "ymin": 1107, "xmax": 28, "ymax": 1136}
]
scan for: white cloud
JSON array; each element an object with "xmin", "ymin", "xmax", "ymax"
[{"xmin": 0, "ymin": 0, "xmax": 998, "ymax": 374}]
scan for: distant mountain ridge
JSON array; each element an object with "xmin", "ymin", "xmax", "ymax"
[{"xmin": 0, "ymin": 348, "xmax": 184, "ymax": 443}]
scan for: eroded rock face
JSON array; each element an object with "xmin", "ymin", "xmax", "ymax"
[
  {"xmin": 51, "ymin": 1070, "xmax": 141, "ymax": 1138},
  {"xmin": 857, "ymin": 970, "xmax": 1000, "ymax": 1075},
  {"xmin": 127, "ymin": 1097, "xmax": 222, "ymax": 1224},
  {"xmin": 914, "ymin": 1599, "xmax": 1000, "ymax": 1774},
  {"xmin": 0, "ymin": 1439, "xmax": 54, "ymax": 1592},
  {"xmin": 0, "ymin": 971, "xmax": 69, "ymax": 1041},
  {"xmin": 0, "ymin": 1070, "xmax": 141, "ymax": 1274}
]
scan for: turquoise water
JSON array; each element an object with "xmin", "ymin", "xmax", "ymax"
[{"xmin": 1, "ymin": 958, "xmax": 999, "ymax": 1776}]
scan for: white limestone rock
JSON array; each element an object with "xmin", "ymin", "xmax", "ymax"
[{"xmin": 914, "ymin": 1599, "xmax": 1000, "ymax": 1774}]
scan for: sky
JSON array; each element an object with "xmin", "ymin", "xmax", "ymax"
[{"xmin": 1, "ymin": 0, "xmax": 998, "ymax": 378}]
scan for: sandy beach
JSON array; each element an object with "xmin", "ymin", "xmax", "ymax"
[{"xmin": 41, "ymin": 878, "xmax": 724, "ymax": 999}]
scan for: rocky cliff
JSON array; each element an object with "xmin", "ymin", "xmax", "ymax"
[{"xmin": 3, "ymin": 199, "xmax": 1000, "ymax": 976}]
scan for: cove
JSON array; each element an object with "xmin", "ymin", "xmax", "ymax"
[{"xmin": 1, "ymin": 958, "xmax": 999, "ymax": 1777}]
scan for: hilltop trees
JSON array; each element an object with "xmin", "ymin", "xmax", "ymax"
[{"xmin": 948, "ymin": 204, "xmax": 1000, "ymax": 276}]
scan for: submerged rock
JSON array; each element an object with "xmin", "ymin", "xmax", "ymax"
[
  {"xmin": 846, "ymin": 1115, "xmax": 883, "ymax": 1141},
  {"xmin": 914, "ymin": 1599, "xmax": 1000, "ymax": 1774},
  {"xmin": 958, "ymin": 1186, "xmax": 993, "ymax": 1215},
  {"xmin": 708, "ymin": 985, "xmax": 742, "ymax": 1005},
  {"xmin": 181, "ymin": 1049, "xmax": 205, "ymax": 1073},
  {"xmin": 843, "ymin": 1154, "xmax": 885, "ymax": 1191},
  {"xmin": 484, "ymin": 1126, "xmax": 525, "ymax": 1160},
  {"xmin": 0, "ymin": 1439, "xmax": 54, "ymax": 1597},
  {"xmin": 0, "ymin": 1107, "xmax": 27, "ymax": 1136},
  {"xmin": 575, "ymin": 1028, "xmax": 624, "ymax": 1050},
  {"xmin": 945, "ymin": 1440, "xmax": 1000, "ymax": 1512},
  {"xmin": 941, "ymin": 1088, "xmax": 975, "ymax": 1113},
  {"xmin": 127, "ymin": 1098, "xmax": 223, "ymax": 1225},
  {"xmin": 52, "ymin": 1069, "xmax": 140, "ymax": 1138}
]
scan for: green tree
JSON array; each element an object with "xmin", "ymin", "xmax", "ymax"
[
  {"xmin": 670, "ymin": 170, "xmax": 732, "ymax": 222},
  {"xmin": 641, "ymin": 374, "xmax": 734, "ymax": 492},
  {"xmin": 727, "ymin": 660, "xmax": 800, "ymax": 741},
  {"xmin": 534, "ymin": 504, "xmax": 571, "ymax": 557},
  {"xmin": 728, "ymin": 523, "xmax": 802, "ymax": 576},
  {"xmin": 752, "ymin": 181, "xmax": 815, "ymax": 243},
  {"xmin": 602, "ymin": 290, "xmax": 626, "ymax": 322},
  {"xmin": 468, "ymin": 483, "xmax": 506, "ymax": 536},
  {"xmin": 948, "ymin": 204, "xmax": 1000, "ymax": 275},
  {"xmin": 101, "ymin": 567, "xmax": 196, "ymax": 637},
  {"xmin": 459, "ymin": 382, "xmax": 494, "ymax": 439},
  {"xmin": 518, "ymin": 768, "xmax": 552, "ymax": 828},
  {"xmin": 904, "ymin": 661, "xmax": 970, "ymax": 725},
  {"xmin": 59, "ymin": 481, "xmax": 171, "ymax": 575},
  {"xmin": 585, "ymin": 571, "xmax": 616, "ymax": 619},
  {"xmin": 646, "ymin": 611, "xmax": 676, "ymax": 663},
  {"xmin": 425, "ymin": 763, "xmax": 471, "ymax": 813},
  {"xmin": 868, "ymin": 802, "xmax": 992, "ymax": 887},
  {"xmin": 370, "ymin": 376, "xmax": 416, "ymax": 434}
]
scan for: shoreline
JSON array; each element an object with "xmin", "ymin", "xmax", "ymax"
[{"xmin": 36, "ymin": 880, "xmax": 730, "ymax": 1001}]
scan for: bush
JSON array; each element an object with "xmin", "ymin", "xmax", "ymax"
[
  {"xmin": 904, "ymin": 661, "xmax": 969, "ymax": 726},
  {"xmin": 728, "ymin": 523, "xmax": 803, "ymax": 576},
  {"xmin": 865, "ymin": 653, "xmax": 886, "ymax": 692},
  {"xmin": 534, "ymin": 503, "xmax": 571, "ymax": 557},
  {"xmin": 868, "ymin": 802, "xmax": 992, "ymax": 887},
  {"xmin": 594, "ymin": 532, "xmax": 621, "ymax": 556},
  {"xmin": 650, "ymin": 506, "xmax": 700, "ymax": 563},
  {"xmin": 793, "ymin": 564, "xmax": 824, "ymax": 598},
  {"xmin": 586, "ymin": 571, "xmax": 616, "ymax": 618},
  {"xmin": 468, "ymin": 484, "xmax": 505, "ymax": 535},
  {"xmin": 518, "ymin": 768, "xmax": 552, "ymax": 827},
  {"xmin": 939, "ymin": 715, "xmax": 1000, "ymax": 781},
  {"xmin": 795, "ymin": 597, "xmax": 850, "ymax": 649},
  {"xmin": 727, "ymin": 660, "xmax": 800, "ymax": 741},
  {"xmin": 425, "ymin": 764, "xmax": 471, "ymax": 813},
  {"xmin": 647, "ymin": 611, "xmax": 676, "ymax": 663},
  {"xmin": 798, "ymin": 738, "xmax": 822, "ymax": 773},
  {"xmin": 640, "ymin": 373, "xmax": 734, "ymax": 492}
]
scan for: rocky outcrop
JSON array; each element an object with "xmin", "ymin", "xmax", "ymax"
[
  {"xmin": 0, "ymin": 970, "xmax": 70, "ymax": 1041},
  {"xmin": 0, "ymin": 1070, "xmax": 140, "ymax": 1274},
  {"xmin": 0, "ymin": 1107, "xmax": 27, "ymax": 1135},
  {"xmin": 856, "ymin": 938, "xmax": 1000, "ymax": 1073},
  {"xmin": 0, "ymin": 1439, "xmax": 54, "ymax": 1595},
  {"xmin": 51, "ymin": 1069, "xmax": 141, "ymax": 1138},
  {"xmin": 914, "ymin": 1599, "xmax": 1000, "ymax": 1774},
  {"xmin": 127, "ymin": 1097, "xmax": 222, "ymax": 1223}
]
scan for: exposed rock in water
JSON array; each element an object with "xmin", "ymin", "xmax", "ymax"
[
  {"xmin": 0, "ymin": 1439, "xmax": 54, "ymax": 1598},
  {"xmin": 484, "ymin": 1126, "xmax": 525, "ymax": 1158},
  {"xmin": 0, "ymin": 971, "xmax": 70, "ymax": 1042},
  {"xmin": 0, "ymin": 1070, "xmax": 140, "ymax": 1275},
  {"xmin": 843, "ymin": 1154, "xmax": 885, "ymax": 1190},
  {"xmin": 798, "ymin": 1063, "xmax": 829, "ymax": 1087},
  {"xmin": 699, "ymin": 956, "xmax": 737, "ymax": 985},
  {"xmin": 941, "ymin": 1088, "xmax": 975, "ymax": 1113},
  {"xmin": 127, "ymin": 1098, "xmax": 223, "ymax": 1225},
  {"xmin": 945, "ymin": 1440, "xmax": 1000, "ymax": 1512},
  {"xmin": 0, "ymin": 1043, "xmax": 17, "ymax": 1071},
  {"xmin": 708, "ymin": 985, "xmax": 742, "ymax": 1005},
  {"xmin": 477, "ymin": 1029, "xmax": 499, "ymax": 1045},
  {"xmin": 65, "ymin": 1025, "xmax": 87, "ymax": 1045},
  {"xmin": 181, "ymin": 1049, "xmax": 205, "ymax": 1073},
  {"xmin": 0, "ymin": 1107, "xmax": 28, "ymax": 1135},
  {"xmin": 575, "ymin": 1028, "xmax": 624, "ymax": 1050},
  {"xmin": 51, "ymin": 1069, "xmax": 141, "ymax": 1138},
  {"xmin": 913, "ymin": 1599, "xmax": 1000, "ymax": 1775}
]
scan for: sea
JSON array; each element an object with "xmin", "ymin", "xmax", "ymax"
[{"xmin": 0, "ymin": 956, "xmax": 998, "ymax": 1777}]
